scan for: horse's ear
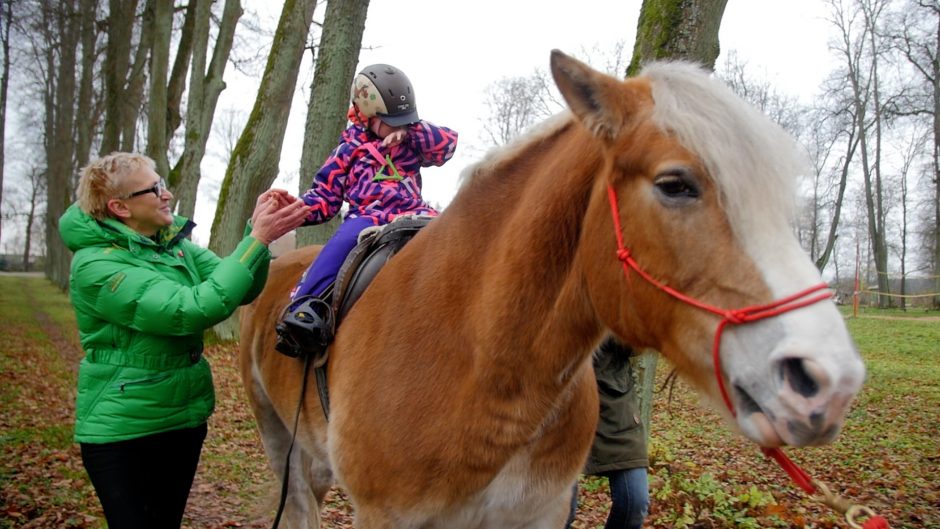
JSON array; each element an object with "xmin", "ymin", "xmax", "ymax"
[{"xmin": 550, "ymin": 50, "xmax": 623, "ymax": 140}]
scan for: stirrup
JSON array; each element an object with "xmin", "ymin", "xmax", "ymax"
[{"xmin": 275, "ymin": 296, "xmax": 334, "ymax": 360}]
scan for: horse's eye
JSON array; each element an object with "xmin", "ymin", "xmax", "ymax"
[{"xmin": 654, "ymin": 172, "xmax": 700, "ymax": 201}]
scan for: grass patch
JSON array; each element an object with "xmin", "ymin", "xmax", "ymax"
[{"xmin": 636, "ymin": 308, "xmax": 939, "ymax": 529}]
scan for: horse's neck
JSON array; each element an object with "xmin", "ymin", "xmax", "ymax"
[{"xmin": 451, "ymin": 123, "xmax": 607, "ymax": 396}]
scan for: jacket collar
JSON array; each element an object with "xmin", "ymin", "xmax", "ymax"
[
  {"xmin": 59, "ymin": 203, "xmax": 195, "ymax": 254},
  {"xmin": 98, "ymin": 216, "xmax": 196, "ymax": 253}
]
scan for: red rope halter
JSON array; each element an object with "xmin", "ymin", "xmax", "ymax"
[{"xmin": 606, "ymin": 185, "xmax": 889, "ymax": 529}]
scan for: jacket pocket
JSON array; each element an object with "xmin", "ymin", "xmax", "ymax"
[
  {"xmin": 111, "ymin": 372, "xmax": 173, "ymax": 393},
  {"xmin": 75, "ymin": 360, "xmax": 120, "ymax": 426}
]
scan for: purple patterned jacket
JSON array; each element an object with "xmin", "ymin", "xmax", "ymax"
[{"xmin": 301, "ymin": 121, "xmax": 458, "ymax": 226}]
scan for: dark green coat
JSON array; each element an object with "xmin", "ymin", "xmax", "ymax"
[
  {"xmin": 583, "ymin": 340, "xmax": 648, "ymax": 474},
  {"xmin": 59, "ymin": 204, "xmax": 270, "ymax": 443}
]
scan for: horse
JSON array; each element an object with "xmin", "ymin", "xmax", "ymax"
[{"xmin": 239, "ymin": 50, "xmax": 866, "ymax": 529}]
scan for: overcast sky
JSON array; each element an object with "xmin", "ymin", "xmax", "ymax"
[
  {"xmin": 187, "ymin": 0, "xmax": 837, "ymax": 244},
  {"xmin": 4, "ymin": 1, "xmax": 834, "ymax": 248}
]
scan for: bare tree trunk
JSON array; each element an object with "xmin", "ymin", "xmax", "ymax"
[
  {"xmin": 207, "ymin": 0, "xmax": 316, "ymax": 340},
  {"xmin": 296, "ymin": 0, "xmax": 370, "ymax": 248},
  {"xmin": 900, "ymin": 158, "xmax": 908, "ymax": 311},
  {"xmin": 627, "ymin": 0, "xmax": 729, "ymax": 437},
  {"xmin": 101, "ymin": 0, "xmax": 138, "ymax": 153},
  {"xmin": 165, "ymin": 0, "xmax": 197, "ymax": 144},
  {"xmin": 145, "ymin": 0, "xmax": 172, "ymax": 178},
  {"xmin": 0, "ymin": 0, "xmax": 13, "ymax": 247},
  {"xmin": 209, "ymin": 0, "xmax": 317, "ymax": 257},
  {"xmin": 44, "ymin": 0, "xmax": 80, "ymax": 289},
  {"xmin": 890, "ymin": 0, "xmax": 938, "ymax": 308},
  {"xmin": 168, "ymin": 0, "xmax": 209, "ymax": 204},
  {"xmin": 859, "ymin": 117, "xmax": 888, "ymax": 306},
  {"xmin": 817, "ymin": 131, "xmax": 859, "ymax": 271},
  {"xmin": 926, "ymin": 1, "xmax": 940, "ymax": 309},
  {"xmin": 861, "ymin": 0, "xmax": 891, "ymax": 308},
  {"xmin": 828, "ymin": 0, "xmax": 891, "ymax": 307},
  {"xmin": 120, "ymin": 0, "xmax": 153, "ymax": 153},
  {"xmin": 74, "ymin": 0, "xmax": 99, "ymax": 171},
  {"xmin": 627, "ymin": 0, "xmax": 729, "ymax": 76},
  {"xmin": 170, "ymin": 0, "xmax": 242, "ymax": 219},
  {"xmin": 23, "ymin": 168, "xmax": 44, "ymax": 272}
]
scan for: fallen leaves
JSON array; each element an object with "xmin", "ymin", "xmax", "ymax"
[{"xmin": 2, "ymin": 277, "xmax": 938, "ymax": 528}]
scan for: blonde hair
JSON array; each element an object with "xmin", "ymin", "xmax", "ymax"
[{"xmin": 77, "ymin": 152, "xmax": 156, "ymax": 220}]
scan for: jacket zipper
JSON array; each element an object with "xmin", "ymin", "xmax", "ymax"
[{"xmin": 113, "ymin": 373, "xmax": 172, "ymax": 393}]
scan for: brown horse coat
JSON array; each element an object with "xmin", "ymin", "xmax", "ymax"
[{"xmin": 239, "ymin": 51, "xmax": 864, "ymax": 529}]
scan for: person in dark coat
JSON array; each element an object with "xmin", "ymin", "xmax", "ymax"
[{"xmin": 567, "ymin": 338, "xmax": 650, "ymax": 529}]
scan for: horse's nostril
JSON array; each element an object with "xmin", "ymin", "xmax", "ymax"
[
  {"xmin": 781, "ymin": 357, "xmax": 820, "ymax": 398},
  {"xmin": 733, "ymin": 384, "xmax": 762, "ymax": 415}
]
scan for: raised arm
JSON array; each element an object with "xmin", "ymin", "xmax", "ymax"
[{"xmin": 406, "ymin": 120, "xmax": 458, "ymax": 167}]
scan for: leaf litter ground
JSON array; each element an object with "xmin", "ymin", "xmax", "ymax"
[{"xmin": 1, "ymin": 276, "xmax": 936, "ymax": 528}]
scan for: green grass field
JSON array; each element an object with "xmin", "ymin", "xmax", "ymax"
[{"xmin": 1, "ymin": 275, "xmax": 937, "ymax": 529}]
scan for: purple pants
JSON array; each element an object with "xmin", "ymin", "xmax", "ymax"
[{"xmin": 290, "ymin": 216, "xmax": 378, "ymax": 303}]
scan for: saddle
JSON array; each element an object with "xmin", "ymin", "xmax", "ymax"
[
  {"xmin": 331, "ymin": 215, "xmax": 433, "ymax": 322},
  {"xmin": 304, "ymin": 215, "xmax": 432, "ymax": 367},
  {"xmin": 304, "ymin": 215, "xmax": 432, "ymax": 420}
]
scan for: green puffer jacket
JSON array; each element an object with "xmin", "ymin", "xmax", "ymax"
[
  {"xmin": 59, "ymin": 204, "xmax": 271, "ymax": 443},
  {"xmin": 583, "ymin": 339, "xmax": 649, "ymax": 475}
]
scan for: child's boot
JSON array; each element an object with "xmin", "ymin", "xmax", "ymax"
[{"xmin": 274, "ymin": 296, "xmax": 334, "ymax": 358}]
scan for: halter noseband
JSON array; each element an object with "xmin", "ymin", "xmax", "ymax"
[
  {"xmin": 605, "ymin": 184, "xmax": 831, "ymax": 489},
  {"xmin": 606, "ymin": 184, "xmax": 890, "ymax": 529}
]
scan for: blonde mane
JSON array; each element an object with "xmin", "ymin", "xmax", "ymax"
[{"xmin": 642, "ymin": 61, "xmax": 807, "ymax": 243}]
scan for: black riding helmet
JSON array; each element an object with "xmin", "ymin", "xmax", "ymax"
[{"xmin": 350, "ymin": 64, "xmax": 419, "ymax": 127}]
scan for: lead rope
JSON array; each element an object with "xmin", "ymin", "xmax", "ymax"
[
  {"xmin": 606, "ymin": 185, "xmax": 890, "ymax": 529},
  {"xmin": 271, "ymin": 353, "xmax": 312, "ymax": 529}
]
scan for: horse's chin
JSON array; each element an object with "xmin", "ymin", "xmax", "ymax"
[
  {"xmin": 737, "ymin": 412, "xmax": 786, "ymax": 448},
  {"xmin": 735, "ymin": 409, "xmax": 842, "ymax": 448}
]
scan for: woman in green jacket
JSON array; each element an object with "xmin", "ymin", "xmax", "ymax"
[{"xmin": 59, "ymin": 152, "xmax": 308, "ymax": 529}]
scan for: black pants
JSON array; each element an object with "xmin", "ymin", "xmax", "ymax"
[{"xmin": 80, "ymin": 423, "xmax": 207, "ymax": 529}]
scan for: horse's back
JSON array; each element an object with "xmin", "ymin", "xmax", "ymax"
[{"xmin": 240, "ymin": 244, "xmax": 319, "ymax": 369}]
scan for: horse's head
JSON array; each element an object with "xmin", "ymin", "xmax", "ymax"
[{"xmin": 550, "ymin": 50, "xmax": 865, "ymax": 448}]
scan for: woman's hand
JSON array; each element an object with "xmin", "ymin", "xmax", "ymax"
[
  {"xmin": 249, "ymin": 195, "xmax": 309, "ymax": 245},
  {"xmin": 251, "ymin": 189, "xmax": 299, "ymax": 224}
]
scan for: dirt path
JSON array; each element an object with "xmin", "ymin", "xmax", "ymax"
[{"xmin": 32, "ymin": 310, "xmax": 83, "ymax": 373}]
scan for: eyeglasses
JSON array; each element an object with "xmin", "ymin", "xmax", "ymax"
[{"xmin": 124, "ymin": 178, "xmax": 167, "ymax": 199}]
